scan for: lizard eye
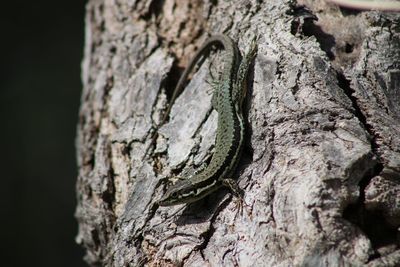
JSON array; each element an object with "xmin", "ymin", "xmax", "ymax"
[{"xmin": 171, "ymin": 192, "xmax": 179, "ymax": 198}]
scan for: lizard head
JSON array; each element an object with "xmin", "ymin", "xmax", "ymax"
[
  {"xmin": 157, "ymin": 179, "xmax": 199, "ymax": 206},
  {"xmin": 157, "ymin": 178, "xmax": 220, "ymax": 206}
]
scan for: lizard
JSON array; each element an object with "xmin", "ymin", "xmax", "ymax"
[{"xmin": 145, "ymin": 34, "xmax": 257, "ymax": 206}]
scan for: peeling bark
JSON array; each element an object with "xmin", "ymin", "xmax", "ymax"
[{"xmin": 75, "ymin": 0, "xmax": 400, "ymax": 266}]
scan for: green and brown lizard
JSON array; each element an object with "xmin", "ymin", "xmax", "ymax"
[{"xmin": 145, "ymin": 34, "xmax": 257, "ymax": 206}]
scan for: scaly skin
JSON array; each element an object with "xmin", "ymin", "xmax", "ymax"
[{"xmin": 157, "ymin": 34, "xmax": 257, "ymax": 206}]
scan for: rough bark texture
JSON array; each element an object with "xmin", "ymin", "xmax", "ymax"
[{"xmin": 75, "ymin": 0, "xmax": 400, "ymax": 266}]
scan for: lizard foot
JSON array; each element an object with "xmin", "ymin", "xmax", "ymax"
[{"xmin": 222, "ymin": 178, "xmax": 251, "ymax": 219}]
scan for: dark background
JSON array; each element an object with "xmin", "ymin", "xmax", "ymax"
[{"xmin": 1, "ymin": 1, "xmax": 87, "ymax": 266}]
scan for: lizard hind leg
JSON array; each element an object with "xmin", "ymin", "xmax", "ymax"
[
  {"xmin": 233, "ymin": 36, "xmax": 258, "ymax": 106},
  {"xmin": 206, "ymin": 58, "xmax": 223, "ymax": 111},
  {"xmin": 205, "ymin": 58, "xmax": 221, "ymax": 92},
  {"xmin": 210, "ymin": 90, "xmax": 219, "ymax": 111},
  {"xmin": 205, "ymin": 78, "xmax": 220, "ymax": 111}
]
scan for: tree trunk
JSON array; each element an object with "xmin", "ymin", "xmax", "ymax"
[{"xmin": 75, "ymin": 0, "xmax": 400, "ymax": 266}]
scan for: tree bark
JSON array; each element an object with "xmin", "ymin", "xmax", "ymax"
[{"xmin": 75, "ymin": 0, "xmax": 400, "ymax": 266}]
